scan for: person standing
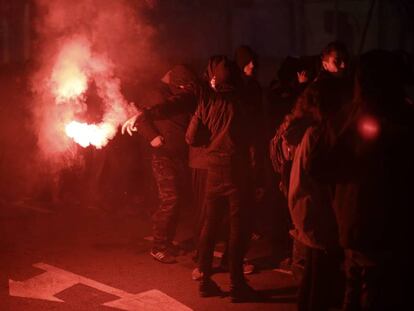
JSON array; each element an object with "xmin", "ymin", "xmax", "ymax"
[
  {"xmin": 311, "ymin": 50, "xmax": 414, "ymax": 311},
  {"xmin": 284, "ymin": 41, "xmax": 352, "ymax": 310},
  {"xmin": 122, "ymin": 65, "xmax": 198, "ymax": 264},
  {"xmin": 186, "ymin": 55, "xmax": 258, "ymax": 302}
]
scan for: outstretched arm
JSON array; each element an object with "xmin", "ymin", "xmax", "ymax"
[
  {"xmin": 121, "ymin": 112, "xmax": 141, "ymax": 136},
  {"xmin": 121, "ymin": 109, "xmax": 165, "ymax": 148},
  {"xmin": 147, "ymin": 93, "xmax": 197, "ymax": 120}
]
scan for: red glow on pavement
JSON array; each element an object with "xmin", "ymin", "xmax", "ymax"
[{"xmin": 358, "ymin": 115, "xmax": 380, "ymax": 140}]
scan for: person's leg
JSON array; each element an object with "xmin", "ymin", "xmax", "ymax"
[
  {"xmin": 298, "ymin": 247, "xmax": 343, "ymax": 311},
  {"xmin": 151, "ymin": 156, "xmax": 180, "ymax": 262},
  {"xmin": 297, "ymin": 246, "xmax": 313, "ymax": 311},
  {"xmin": 227, "ymin": 168, "xmax": 259, "ymax": 302},
  {"xmin": 291, "ymin": 238, "xmax": 306, "ymax": 278},
  {"xmin": 198, "ymin": 169, "xmax": 225, "ymax": 296},
  {"xmin": 343, "ymin": 249, "xmax": 365, "ymax": 311},
  {"xmin": 227, "ymin": 188, "xmax": 247, "ymax": 287},
  {"xmin": 359, "ymin": 252, "xmax": 393, "ymax": 311},
  {"xmin": 198, "ymin": 169, "xmax": 224, "ymax": 278},
  {"xmin": 191, "ymin": 168, "xmax": 208, "ymax": 252},
  {"xmin": 313, "ymin": 249, "xmax": 344, "ymax": 310}
]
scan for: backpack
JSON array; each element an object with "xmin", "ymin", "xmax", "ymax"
[
  {"xmin": 270, "ymin": 116, "xmax": 314, "ymax": 197},
  {"xmin": 270, "ymin": 123, "xmax": 293, "ymax": 197}
]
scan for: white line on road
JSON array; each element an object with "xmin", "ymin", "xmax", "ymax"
[{"xmin": 9, "ymin": 262, "xmax": 192, "ymax": 311}]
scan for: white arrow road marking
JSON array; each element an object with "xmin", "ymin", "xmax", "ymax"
[
  {"xmin": 103, "ymin": 289, "xmax": 192, "ymax": 311},
  {"xmin": 9, "ymin": 263, "xmax": 192, "ymax": 311},
  {"xmin": 9, "ymin": 265, "xmax": 78, "ymax": 302}
]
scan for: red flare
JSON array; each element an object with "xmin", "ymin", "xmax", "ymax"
[{"xmin": 358, "ymin": 115, "xmax": 380, "ymax": 140}]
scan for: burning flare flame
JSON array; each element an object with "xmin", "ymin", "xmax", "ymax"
[{"xmin": 65, "ymin": 121, "xmax": 116, "ymax": 149}]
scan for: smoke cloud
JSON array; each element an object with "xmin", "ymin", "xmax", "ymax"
[{"xmin": 31, "ymin": 0, "xmax": 160, "ymax": 164}]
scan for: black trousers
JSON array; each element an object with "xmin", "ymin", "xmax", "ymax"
[
  {"xmin": 151, "ymin": 155, "xmax": 188, "ymax": 249},
  {"xmin": 297, "ymin": 246, "xmax": 343, "ymax": 311},
  {"xmin": 198, "ymin": 166, "xmax": 249, "ymax": 285},
  {"xmin": 343, "ymin": 249, "xmax": 408, "ymax": 311},
  {"xmin": 191, "ymin": 168, "xmax": 208, "ymax": 247}
]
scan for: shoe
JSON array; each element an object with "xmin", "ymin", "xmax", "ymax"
[
  {"xmin": 199, "ymin": 278, "xmax": 223, "ymax": 297},
  {"xmin": 273, "ymin": 257, "xmax": 294, "ymax": 275},
  {"xmin": 166, "ymin": 242, "xmax": 181, "ymax": 257},
  {"xmin": 192, "ymin": 267, "xmax": 204, "ymax": 281},
  {"xmin": 243, "ymin": 262, "xmax": 255, "ymax": 274},
  {"xmin": 230, "ymin": 282, "xmax": 261, "ymax": 303},
  {"xmin": 278, "ymin": 257, "xmax": 292, "ymax": 270},
  {"xmin": 150, "ymin": 248, "xmax": 176, "ymax": 264}
]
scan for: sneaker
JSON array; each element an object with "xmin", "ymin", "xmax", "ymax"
[
  {"xmin": 230, "ymin": 282, "xmax": 261, "ymax": 303},
  {"xmin": 243, "ymin": 262, "xmax": 255, "ymax": 275},
  {"xmin": 166, "ymin": 243, "xmax": 181, "ymax": 257},
  {"xmin": 199, "ymin": 278, "xmax": 223, "ymax": 298},
  {"xmin": 150, "ymin": 248, "xmax": 176, "ymax": 264},
  {"xmin": 278, "ymin": 257, "xmax": 292, "ymax": 270},
  {"xmin": 192, "ymin": 267, "xmax": 204, "ymax": 281}
]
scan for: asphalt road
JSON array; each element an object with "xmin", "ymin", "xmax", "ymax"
[{"xmin": 0, "ymin": 200, "xmax": 297, "ymax": 311}]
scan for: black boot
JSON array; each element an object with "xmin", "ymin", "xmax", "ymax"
[
  {"xmin": 199, "ymin": 277, "xmax": 223, "ymax": 298},
  {"xmin": 230, "ymin": 281, "xmax": 261, "ymax": 303}
]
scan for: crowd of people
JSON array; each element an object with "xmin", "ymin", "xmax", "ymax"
[{"xmin": 121, "ymin": 42, "xmax": 413, "ymax": 309}]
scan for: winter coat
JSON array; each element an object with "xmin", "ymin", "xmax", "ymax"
[
  {"xmin": 309, "ymin": 50, "xmax": 414, "ymax": 253},
  {"xmin": 134, "ymin": 65, "xmax": 198, "ymax": 159},
  {"xmin": 288, "ymin": 126, "xmax": 338, "ymax": 250},
  {"xmin": 186, "ymin": 56, "xmax": 249, "ymax": 169},
  {"xmin": 185, "ymin": 85, "xmax": 249, "ymax": 168}
]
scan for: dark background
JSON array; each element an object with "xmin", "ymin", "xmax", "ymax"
[{"xmin": 1, "ymin": 0, "xmax": 413, "ymax": 210}]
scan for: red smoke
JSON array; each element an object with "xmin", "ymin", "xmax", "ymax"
[{"xmin": 31, "ymin": 0, "xmax": 159, "ymax": 162}]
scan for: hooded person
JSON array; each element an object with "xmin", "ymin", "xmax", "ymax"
[
  {"xmin": 234, "ymin": 45, "xmax": 262, "ymax": 121},
  {"xmin": 234, "ymin": 45, "xmax": 267, "ymax": 242},
  {"xmin": 187, "ymin": 56, "xmax": 233, "ymax": 265},
  {"xmin": 122, "ymin": 64, "xmax": 199, "ymax": 264},
  {"xmin": 309, "ymin": 50, "xmax": 414, "ymax": 311},
  {"xmin": 186, "ymin": 55, "xmax": 259, "ymax": 302},
  {"xmin": 280, "ymin": 41, "xmax": 352, "ymax": 311}
]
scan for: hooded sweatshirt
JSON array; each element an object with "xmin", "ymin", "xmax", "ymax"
[
  {"xmin": 186, "ymin": 56, "xmax": 249, "ymax": 168},
  {"xmin": 134, "ymin": 65, "xmax": 198, "ymax": 158}
]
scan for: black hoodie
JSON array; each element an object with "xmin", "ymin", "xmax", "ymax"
[
  {"xmin": 186, "ymin": 56, "xmax": 249, "ymax": 168},
  {"xmin": 134, "ymin": 65, "xmax": 198, "ymax": 158}
]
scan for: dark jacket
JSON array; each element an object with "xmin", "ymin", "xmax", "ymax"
[
  {"xmin": 134, "ymin": 65, "xmax": 198, "ymax": 158},
  {"xmin": 186, "ymin": 56, "xmax": 249, "ymax": 168},
  {"xmin": 288, "ymin": 126, "xmax": 338, "ymax": 250},
  {"xmin": 309, "ymin": 50, "xmax": 414, "ymax": 253},
  {"xmin": 273, "ymin": 69, "xmax": 352, "ymax": 195}
]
